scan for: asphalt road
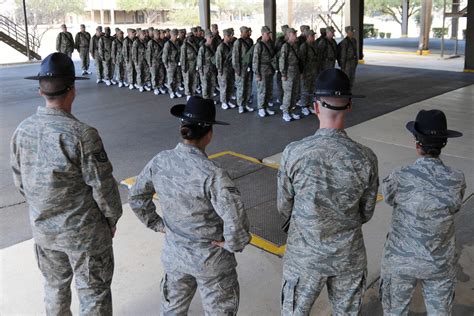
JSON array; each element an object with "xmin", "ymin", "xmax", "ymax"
[
  {"xmin": 364, "ymin": 37, "xmax": 466, "ymax": 54},
  {"xmin": 1, "ymin": 61, "xmax": 473, "ymax": 248}
]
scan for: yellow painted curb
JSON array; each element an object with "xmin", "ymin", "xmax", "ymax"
[
  {"xmin": 463, "ymin": 69, "xmax": 474, "ymax": 73},
  {"xmin": 358, "ymin": 59, "xmax": 365, "ymax": 64},
  {"xmin": 365, "ymin": 49, "xmax": 417, "ymax": 55},
  {"xmin": 377, "ymin": 193, "xmax": 384, "ymax": 202},
  {"xmin": 250, "ymin": 234, "xmax": 286, "ymax": 257},
  {"xmin": 416, "ymin": 50, "xmax": 430, "ymax": 56}
]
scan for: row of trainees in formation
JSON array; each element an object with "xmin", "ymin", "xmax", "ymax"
[
  {"xmin": 57, "ymin": 23, "xmax": 359, "ymax": 122},
  {"xmin": 12, "ymin": 53, "xmax": 467, "ymax": 316}
]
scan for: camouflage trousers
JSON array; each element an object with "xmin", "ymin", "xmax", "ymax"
[
  {"xmin": 150, "ymin": 62, "xmax": 166, "ymax": 89},
  {"xmin": 177, "ymin": 65, "xmax": 183, "ymax": 87},
  {"xmin": 135, "ymin": 60, "xmax": 150, "ymax": 87},
  {"xmin": 102, "ymin": 59, "xmax": 114, "ymax": 80},
  {"xmin": 235, "ymin": 69, "xmax": 252, "ymax": 106},
  {"xmin": 380, "ymin": 273, "xmax": 455, "ymax": 316},
  {"xmin": 341, "ymin": 61, "xmax": 357, "ymax": 88},
  {"xmin": 182, "ymin": 66, "xmax": 197, "ymax": 96},
  {"xmin": 256, "ymin": 73, "xmax": 273, "ymax": 109},
  {"xmin": 281, "ymin": 269, "xmax": 366, "ymax": 316},
  {"xmin": 94, "ymin": 56, "xmax": 104, "ymax": 80},
  {"xmin": 79, "ymin": 48, "xmax": 90, "ymax": 71},
  {"xmin": 275, "ymin": 71, "xmax": 284, "ymax": 102},
  {"xmin": 200, "ymin": 69, "xmax": 216, "ymax": 100},
  {"xmin": 281, "ymin": 75, "xmax": 300, "ymax": 114},
  {"xmin": 114, "ymin": 61, "xmax": 125, "ymax": 82},
  {"xmin": 300, "ymin": 70, "xmax": 317, "ymax": 108},
  {"xmin": 320, "ymin": 59, "xmax": 336, "ymax": 72},
  {"xmin": 125, "ymin": 61, "xmax": 136, "ymax": 85},
  {"xmin": 218, "ymin": 68, "xmax": 234, "ymax": 103},
  {"xmin": 160, "ymin": 268, "xmax": 240, "ymax": 316},
  {"xmin": 34, "ymin": 244, "xmax": 114, "ymax": 316},
  {"xmin": 165, "ymin": 64, "xmax": 179, "ymax": 93}
]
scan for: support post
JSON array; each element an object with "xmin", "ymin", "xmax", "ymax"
[
  {"xmin": 100, "ymin": 10, "xmax": 105, "ymax": 25},
  {"xmin": 264, "ymin": 0, "xmax": 276, "ymax": 33},
  {"xmin": 110, "ymin": 9, "xmax": 115, "ymax": 27},
  {"xmin": 464, "ymin": 0, "xmax": 474, "ymax": 71},
  {"xmin": 90, "ymin": 10, "xmax": 94, "ymax": 23},
  {"xmin": 22, "ymin": 0, "xmax": 30, "ymax": 60},
  {"xmin": 199, "ymin": 0, "xmax": 210, "ymax": 30},
  {"xmin": 344, "ymin": 0, "xmax": 364, "ymax": 61},
  {"xmin": 451, "ymin": 1, "xmax": 459, "ymax": 39},
  {"xmin": 401, "ymin": 0, "xmax": 409, "ymax": 37},
  {"xmin": 287, "ymin": 0, "xmax": 293, "ymax": 26},
  {"xmin": 418, "ymin": 0, "xmax": 432, "ymax": 54}
]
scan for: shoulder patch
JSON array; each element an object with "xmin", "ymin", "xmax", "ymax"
[
  {"xmin": 226, "ymin": 187, "xmax": 240, "ymax": 194},
  {"xmin": 93, "ymin": 150, "xmax": 109, "ymax": 163}
]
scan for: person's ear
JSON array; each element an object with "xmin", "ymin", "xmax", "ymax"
[
  {"xmin": 314, "ymin": 100, "xmax": 320, "ymax": 115},
  {"xmin": 347, "ymin": 100, "xmax": 353, "ymax": 112}
]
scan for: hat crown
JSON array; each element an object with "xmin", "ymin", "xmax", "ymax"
[
  {"xmin": 415, "ymin": 110, "xmax": 447, "ymax": 135},
  {"xmin": 39, "ymin": 53, "xmax": 76, "ymax": 79},
  {"xmin": 182, "ymin": 97, "xmax": 216, "ymax": 122},
  {"xmin": 316, "ymin": 69, "xmax": 351, "ymax": 96}
]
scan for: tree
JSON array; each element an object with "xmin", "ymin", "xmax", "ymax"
[{"xmin": 117, "ymin": 0, "xmax": 171, "ymax": 24}]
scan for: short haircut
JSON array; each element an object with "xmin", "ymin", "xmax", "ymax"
[{"xmin": 39, "ymin": 78, "xmax": 74, "ymax": 100}]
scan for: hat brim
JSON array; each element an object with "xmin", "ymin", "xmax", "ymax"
[
  {"xmin": 170, "ymin": 104, "xmax": 230, "ymax": 126},
  {"xmin": 314, "ymin": 92, "xmax": 365, "ymax": 99},
  {"xmin": 406, "ymin": 121, "xmax": 463, "ymax": 138},
  {"xmin": 24, "ymin": 75, "xmax": 89, "ymax": 81}
]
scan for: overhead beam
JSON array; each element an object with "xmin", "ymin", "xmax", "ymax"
[
  {"xmin": 263, "ymin": 0, "xmax": 276, "ymax": 33},
  {"xmin": 464, "ymin": 0, "xmax": 473, "ymax": 71},
  {"xmin": 199, "ymin": 0, "xmax": 210, "ymax": 30},
  {"xmin": 343, "ymin": 0, "xmax": 364, "ymax": 61}
]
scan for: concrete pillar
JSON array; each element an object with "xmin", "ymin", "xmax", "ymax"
[
  {"xmin": 287, "ymin": 0, "xmax": 293, "ymax": 26},
  {"xmin": 199, "ymin": 0, "xmax": 210, "ymax": 30},
  {"xmin": 343, "ymin": 0, "xmax": 364, "ymax": 61},
  {"xmin": 451, "ymin": 1, "xmax": 459, "ymax": 39},
  {"xmin": 100, "ymin": 9, "xmax": 105, "ymax": 25},
  {"xmin": 464, "ymin": 0, "xmax": 474, "ymax": 71},
  {"xmin": 401, "ymin": 0, "xmax": 409, "ymax": 37},
  {"xmin": 418, "ymin": 0, "xmax": 432, "ymax": 54},
  {"xmin": 90, "ymin": 10, "xmax": 94, "ymax": 23},
  {"xmin": 263, "ymin": 0, "xmax": 276, "ymax": 33},
  {"xmin": 110, "ymin": 9, "xmax": 115, "ymax": 27}
]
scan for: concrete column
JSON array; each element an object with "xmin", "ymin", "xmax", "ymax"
[
  {"xmin": 263, "ymin": 0, "xmax": 276, "ymax": 33},
  {"xmin": 418, "ymin": 0, "xmax": 432, "ymax": 54},
  {"xmin": 451, "ymin": 1, "xmax": 459, "ymax": 39},
  {"xmin": 111, "ymin": 9, "xmax": 115, "ymax": 27},
  {"xmin": 100, "ymin": 10, "xmax": 105, "ymax": 25},
  {"xmin": 464, "ymin": 0, "xmax": 474, "ymax": 71},
  {"xmin": 401, "ymin": 0, "xmax": 409, "ymax": 37},
  {"xmin": 199, "ymin": 0, "xmax": 210, "ymax": 30},
  {"xmin": 90, "ymin": 10, "xmax": 94, "ymax": 23},
  {"xmin": 343, "ymin": 0, "xmax": 364, "ymax": 61},
  {"xmin": 287, "ymin": 0, "xmax": 293, "ymax": 26}
]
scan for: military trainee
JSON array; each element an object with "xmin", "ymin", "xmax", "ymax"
[
  {"xmin": 232, "ymin": 26, "xmax": 254, "ymax": 113},
  {"xmin": 298, "ymin": 29, "xmax": 319, "ymax": 116},
  {"xmin": 129, "ymin": 96, "xmax": 251, "ymax": 315},
  {"xmin": 380, "ymin": 110, "xmax": 465, "ymax": 315},
  {"xmin": 278, "ymin": 69, "xmax": 378, "ymax": 315},
  {"xmin": 133, "ymin": 30, "xmax": 151, "ymax": 92},
  {"xmin": 98, "ymin": 27, "xmax": 114, "ymax": 86},
  {"xmin": 147, "ymin": 29, "xmax": 166, "ymax": 95},
  {"xmin": 90, "ymin": 26, "xmax": 105, "ymax": 84},
  {"xmin": 74, "ymin": 24, "xmax": 91, "ymax": 75},
  {"xmin": 338, "ymin": 26, "xmax": 359, "ymax": 88},
  {"xmin": 11, "ymin": 53, "xmax": 122, "ymax": 315},
  {"xmin": 180, "ymin": 31, "xmax": 199, "ymax": 101},
  {"xmin": 216, "ymin": 29, "xmax": 236, "ymax": 110},
  {"xmin": 56, "ymin": 24, "xmax": 74, "ymax": 58},
  {"xmin": 111, "ymin": 29, "xmax": 126, "ymax": 87},
  {"xmin": 162, "ymin": 29, "xmax": 183, "ymax": 98},
  {"xmin": 123, "ymin": 28, "xmax": 137, "ymax": 89},
  {"xmin": 318, "ymin": 26, "xmax": 338, "ymax": 72},
  {"xmin": 197, "ymin": 30, "xmax": 218, "ymax": 101}
]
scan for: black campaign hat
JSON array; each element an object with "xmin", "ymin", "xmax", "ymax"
[
  {"xmin": 25, "ymin": 53, "xmax": 88, "ymax": 81},
  {"xmin": 170, "ymin": 96, "xmax": 229, "ymax": 125},
  {"xmin": 406, "ymin": 109, "xmax": 462, "ymax": 139},
  {"xmin": 315, "ymin": 68, "xmax": 364, "ymax": 98}
]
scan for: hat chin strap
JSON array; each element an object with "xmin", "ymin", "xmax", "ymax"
[{"xmin": 319, "ymin": 100, "xmax": 352, "ymax": 111}]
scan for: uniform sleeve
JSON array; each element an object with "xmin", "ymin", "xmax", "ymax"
[
  {"xmin": 232, "ymin": 40, "xmax": 241, "ymax": 75},
  {"xmin": 359, "ymin": 154, "xmax": 379, "ymax": 224},
  {"xmin": 209, "ymin": 168, "xmax": 251, "ymax": 253},
  {"xmin": 98, "ymin": 38, "xmax": 104, "ymax": 60},
  {"xmin": 122, "ymin": 40, "xmax": 128, "ymax": 61},
  {"xmin": 162, "ymin": 43, "xmax": 169, "ymax": 66},
  {"xmin": 215, "ymin": 45, "xmax": 223, "ymax": 74},
  {"xmin": 74, "ymin": 33, "xmax": 80, "ymax": 51},
  {"xmin": 197, "ymin": 47, "xmax": 203, "ymax": 72},
  {"xmin": 10, "ymin": 130, "xmax": 25, "ymax": 197},
  {"xmin": 450, "ymin": 172, "xmax": 466, "ymax": 215},
  {"xmin": 298, "ymin": 43, "xmax": 307, "ymax": 66},
  {"xmin": 382, "ymin": 170, "xmax": 398, "ymax": 208},
  {"xmin": 56, "ymin": 33, "xmax": 61, "ymax": 52},
  {"xmin": 89, "ymin": 36, "xmax": 94, "ymax": 56},
  {"xmin": 252, "ymin": 42, "xmax": 261, "ymax": 76},
  {"xmin": 128, "ymin": 160, "xmax": 165, "ymax": 232},
  {"xmin": 180, "ymin": 44, "xmax": 188, "ymax": 72},
  {"xmin": 339, "ymin": 40, "xmax": 347, "ymax": 68},
  {"xmin": 279, "ymin": 44, "xmax": 288, "ymax": 77},
  {"xmin": 277, "ymin": 148, "xmax": 295, "ymax": 219},
  {"xmin": 146, "ymin": 41, "xmax": 152, "ymax": 65},
  {"xmin": 80, "ymin": 128, "xmax": 122, "ymax": 228},
  {"xmin": 111, "ymin": 41, "xmax": 117, "ymax": 64}
]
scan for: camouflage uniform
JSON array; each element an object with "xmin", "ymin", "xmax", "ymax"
[
  {"xmin": 90, "ymin": 34, "xmax": 104, "ymax": 81},
  {"xmin": 252, "ymin": 39, "xmax": 275, "ymax": 110},
  {"xmin": 197, "ymin": 44, "xmax": 217, "ymax": 100},
  {"xmin": 279, "ymin": 41, "xmax": 301, "ymax": 114},
  {"xmin": 75, "ymin": 31, "xmax": 91, "ymax": 72},
  {"xmin": 129, "ymin": 143, "xmax": 251, "ymax": 315},
  {"xmin": 123, "ymin": 35, "xmax": 136, "ymax": 86},
  {"xmin": 112, "ymin": 37, "xmax": 125, "ymax": 83},
  {"xmin": 274, "ymin": 30, "xmax": 287, "ymax": 102},
  {"xmin": 56, "ymin": 31, "xmax": 74, "ymax": 57},
  {"xmin": 10, "ymin": 106, "xmax": 122, "ymax": 315},
  {"xmin": 132, "ymin": 38, "xmax": 149, "ymax": 87},
  {"xmin": 162, "ymin": 39, "xmax": 181, "ymax": 94},
  {"xmin": 99, "ymin": 34, "xmax": 114, "ymax": 81},
  {"xmin": 318, "ymin": 37, "xmax": 338, "ymax": 71},
  {"xmin": 232, "ymin": 37, "xmax": 253, "ymax": 107},
  {"xmin": 146, "ymin": 38, "xmax": 166, "ymax": 91},
  {"xmin": 216, "ymin": 40, "xmax": 234, "ymax": 104},
  {"xmin": 380, "ymin": 157, "xmax": 466, "ymax": 315},
  {"xmin": 278, "ymin": 128, "xmax": 379, "ymax": 315},
  {"xmin": 338, "ymin": 36, "xmax": 358, "ymax": 88},
  {"xmin": 180, "ymin": 36, "xmax": 199, "ymax": 97},
  {"xmin": 299, "ymin": 41, "xmax": 319, "ymax": 109}
]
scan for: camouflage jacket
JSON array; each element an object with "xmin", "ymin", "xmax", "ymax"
[
  {"xmin": 99, "ymin": 35, "xmax": 113, "ymax": 61},
  {"xmin": 299, "ymin": 41, "xmax": 319, "ymax": 73},
  {"xmin": 129, "ymin": 143, "xmax": 251, "ymax": 276},
  {"xmin": 10, "ymin": 107, "xmax": 122, "ymax": 254},
  {"xmin": 215, "ymin": 41, "xmax": 233, "ymax": 74},
  {"xmin": 338, "ymin": 36, "xmax": 358, "ymax": 68},
  {"xmin": 132, "ymin": 39, "xmax": 147, "ymax": 65},
  {"xmin": 180, "ymin": 38, "xmax": 199, "ymax": 73},
  {"xmin": 122, "ymin": 37, "xmax": 134, "ymax": 64},
  {"xmin": 318, "ymin": 37, "xmax": 338, "ymax": 63},
  {"xmin": 279, "ymin": 41, "xmax": 301, "ymax": 77},
  {"xmin": 56, "ymin": 32, "xmax": 74, "ymax": 54},
  {"xmin": 112, "ymin": 38, "xmax": 124, "ymax": 64},
  {"xmin": 197, "ymin": 44, "xmax": 217, "ymax": 75},
  {"xmin": 74, "ymin": 31, "xmax": 91, "ymax": 50},
  {"xmin": 381, "ymin": 157, "xmax": 466, "ymax": 278},
  {"xmin": 232, "ymin": 38, "xmax": 252, "ymax": 75},
  {"xmin": 146, "ymin": 39, "xmax": 164, "ymax": 66},
  {"xmin": 89, "ymin": 34, "xmax": 101, "ymax": 59},
  {"xmin": 278, "ymin": 128, "xmax": 379, "ymax": 275},
  {"xmin": 252, "ymin": 39, "xmax": 275, "ymax": 77},
  {"xmin": 162, "ymin": 40, "xmax": 180, "ymax": 68}
]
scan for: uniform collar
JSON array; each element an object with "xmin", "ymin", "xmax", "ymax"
[
  {"xmin": 37, "ymin": 106, "xmax": 77, "ymax": 120},
  {"xmin": 176, "ymin": 143, "xmax": 208, "ymax": 158},
  {"xmin": 415, "ymin": 156, "xmax": 443, "ymax": 165},
  {"xmin": 315, "ymin": 128, "xmax": 347, "ymax": 137}
]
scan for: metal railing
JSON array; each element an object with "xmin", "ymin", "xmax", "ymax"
[{"xmin": 0, "ymin": 15, "xmax": 40, "ymax": 53}]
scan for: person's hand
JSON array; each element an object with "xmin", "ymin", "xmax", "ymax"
[
  {"xmin": 282, "ymin": 75, "xmax": 287, "ymax": 81},
  {"xmin": 212, "ymin": 240, "xmax": 225, "ymax": 248},
  {"xmin": 110, "ymin": 226, "xmax": 117, "ymax": 238},
  {"xmin": 159, "ymin": 227, "xmax": 166, "ymax": 234},
  {"xmin": 256, "ymin": 75, "xmax": 262, "ymax": 81},
  {"xmin": 235, "ymin": 70, "xmax": 240, "ymax": 77}
]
